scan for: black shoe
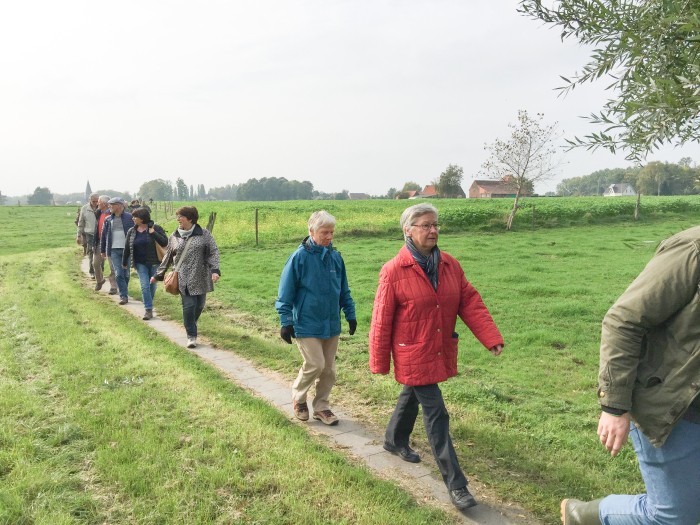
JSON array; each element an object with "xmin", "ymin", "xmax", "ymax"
[
  {"xmin": 449, "ymin": 487, "xmax": 477, "ymax": 510},
  {"xmin": 383, "ymin": 442, "xmax": 420, "ymax": 463},
  {"xmin": 108, "ymin": 288, "xmax": 118, "ymax": 295}
]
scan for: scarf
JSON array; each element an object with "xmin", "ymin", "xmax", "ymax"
[
  {"xmin": 178, "ymin": 225, "xmax": 195, "ymax": 239},
  {"xmin": 406, "ymin": 237, "xmax": 440, "ymax": 291}
]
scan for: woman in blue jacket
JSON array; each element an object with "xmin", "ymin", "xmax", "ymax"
[{"xmin": 276, "ymin": 210, "xmax": 357, "ymax": 426}]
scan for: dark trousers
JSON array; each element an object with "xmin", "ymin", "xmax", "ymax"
[
  {"xmin": 385, "ymin": 383, "xmax": 468, "ymax": 490},
  {"xmin": 181, "ymin": 293, "xmax": 206, "ymax": 337}
]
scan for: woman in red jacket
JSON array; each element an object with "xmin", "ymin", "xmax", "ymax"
[{"xmin": 369, "ymin": 203, "xmax": 504, "ymax": 512}]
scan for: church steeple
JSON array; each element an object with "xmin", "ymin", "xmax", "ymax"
[{"xmin": 85, "ymin": 181, "xmax": 92, "ymax": 201}]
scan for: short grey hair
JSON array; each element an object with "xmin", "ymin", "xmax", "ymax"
[
  {"xmin": 400, "ymin": 203, "xmax": 438, "ymax": 240},
  {"xmin": 98, "ymin": 195, "xmax": 110, "ymax": 204},
  {"xmin": 89, "ymin": 193, "xmax": 99, "ymax": 199},
  {"xmin": 308, "ymin": 210, "xmax": 336, "ymax": 232}
]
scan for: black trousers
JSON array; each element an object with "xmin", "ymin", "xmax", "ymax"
[{"xmin": 384, "ymin": 383, "xmax": 468, "ymax": 490}]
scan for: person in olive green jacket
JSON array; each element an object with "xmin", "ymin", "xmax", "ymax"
[{"xmin": 562, "ymin": 226, "xmax": 700, "ymax": 525}]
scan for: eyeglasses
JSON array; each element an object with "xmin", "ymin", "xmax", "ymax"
[{"xmin": 412, "ymin": 223, "xmax": 440, "ymax": 232}]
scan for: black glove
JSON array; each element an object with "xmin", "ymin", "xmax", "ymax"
[
  {"xmin": 280, "ymin": 325, "xmax": 296, "ymax": 344},
  {"xmin": 348, "ymin": 319, "xmax": 357, "ymax": 335}
]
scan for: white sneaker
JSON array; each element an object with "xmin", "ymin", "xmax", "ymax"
[{"xmin": 186, "ymin": 337, "xmax": 197, "ymax": 348}]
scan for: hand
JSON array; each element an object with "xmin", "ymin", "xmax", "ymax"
[
  {"xmin": 280, "ymin": 325, "xmax": 295, "ymax": 344},
  {"xmin": 122, "ymin": 265, "xmax": 128, "ymax": 269},
  {"xmin": 76, "ymin": 237, "xmax": 82, "ymax": 245},
  {"xmin": 598, "ymin": 411, "xmax": 631, "ymax": 457},
  {"xmin": 212, "ymin": 273, "xmax": 220, "ymax": 283},
  {"xmin": 101, "ymin": 253, "xmax": 106, "ymax": 260},
  {"xmin": 489, "ymin": 344, "xmax": 503, "ymax": 356},
  {"xmin": 150, "ymin": 277, "xmax": 156, "ymax": 284},
  {"xmin": 348, "ymin": 319, "xmax": 357, "ymax": 335}
]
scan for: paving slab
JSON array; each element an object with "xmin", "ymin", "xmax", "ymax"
[{"xmin": 82, "ymin": 258, "xmax": 542, "ymax": 525}]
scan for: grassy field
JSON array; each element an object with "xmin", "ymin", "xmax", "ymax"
[
  {"xmin": 0, "ymin": 244, "xmax": 452, "ymax": 523},
  {"xmin": 3, "ymin": 200, "xmax": 700, "ymax": 524}
]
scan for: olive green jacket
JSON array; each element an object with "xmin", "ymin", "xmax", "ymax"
[{"xmin": 598, "ymin": 225, "xmax": 700, "ymax": 447}]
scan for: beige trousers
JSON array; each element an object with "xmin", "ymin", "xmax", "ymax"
[
  {"xmin": 291, "ymin": 336, "xmax": 339, "ymax": 412},
  {"xmin": 92, "ymin": 247, "xmax": 116, "ymax": 289}
]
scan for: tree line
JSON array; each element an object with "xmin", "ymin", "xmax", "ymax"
[{"xmin": 557, "ymin": 159, "xmax": 699, "ymax": 197}]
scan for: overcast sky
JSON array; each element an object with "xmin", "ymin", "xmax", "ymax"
[{"xmin": 2, "ymin": 0, "xmax": 699, "ymax": 198}]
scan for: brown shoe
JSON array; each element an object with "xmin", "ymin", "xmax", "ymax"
[
  {"xmin": 94, "ymin": 279, "xmax": 106, "ymax": 291},
  {"xmin": 292, "ymin": 400, "xmax": 309, "ymax": 421},
  {"xmin": 313, "ymin": 409, "xmax": 339, "ymax": 426},
  {"xmin": 118, "ymin": 297, "xmax": 128, "ymax": 305},
  {"xmin": 142, "ymin": 309, "xmax": 153, "ymax": 320}
]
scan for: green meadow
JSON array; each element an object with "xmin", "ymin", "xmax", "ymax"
[{"xmin": 2, "ymin": 198, "xmax": 699, "ymax": 524}]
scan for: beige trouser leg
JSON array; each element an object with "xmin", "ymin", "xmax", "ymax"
[
  {"xmin": 291, "ymin": 336, "xmax": 339, "ymax": 412},
  {"xmin": 92, "ymin": 248, "xmax": 106, "ymax": 283}
]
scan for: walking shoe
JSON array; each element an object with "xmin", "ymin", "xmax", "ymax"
[
  {"xmin": 94, "ymin": 279, "xmax": 106, "ymax": 291},
  {"xmin": 186, "ymin": 337, "xmax": 197, "ymax": 348},
  {"xmin": 449, "ymin": 487, "xmax": 477, "ymax": 511},
  {"xmin": 312, "ymin": 409, "xmax": 339, "ymax": 426},
  {"xmin": 108, "ymin": 288, "xmax": 118, "ymax": 295},
  {"xmin": 142, "ymin": 309, "xmax": 153, "ymax": 320},
  {"xmin": 383, "ymin": 442, "xmax": 421, "ymax": 463},
  {"xmin": 118, "ymin": 297, "xmax": 128, "ymax": 305},
  {"xmin": 292, "ymin": 400, "xmax": 310, "ymax": 421}
]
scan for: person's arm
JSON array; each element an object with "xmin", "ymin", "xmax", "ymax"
[
  {"xmin": 122, "ymin": 229, "xmax": 133, "ymax": 268},
  {"xmin": 100, "ymin": 219, "xmax": 110, "ymax": 257},
  {"xmin": 598, "ymin": 238, "xmax": 700, "ymax": 412},
  {"xmin": 369, "ymin": 266, "xmax": 397, "ymax": 375},
  {"xmin": 205, "ymin": 231, "xmax": 221, "ymax": 281},
  {"xmin": 275, "ymin": 254, "xmax": 298, "ymax": 328},
  {"xmin": 338, "ymin": 256, "xmax": 356, "ymax": 332},
  {"xmin": 457, "ymin": 268, "xmax": 504, "ymax": 351},
  {"xmin": 151, "ymin": 224, "xmax": 169, "ymax": 247},
  {"xmin": 76, "ymin": 206, "xmax": 87, "ymax": 243}
]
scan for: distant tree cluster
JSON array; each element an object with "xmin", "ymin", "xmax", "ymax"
[
  {"xmin": 557, "ymin": 159, "xmax": 700, "ymax": 196},
  {"xmin": 237, "ymin": 177, "xmax": 314, "ymax": 201},
  {"xmin": 138, "ymin": 179, "xmax": 174, "ymax": 202},
  {"xmin": 27, "ymin": 187, "xmax": 53, "ymax": 205}
]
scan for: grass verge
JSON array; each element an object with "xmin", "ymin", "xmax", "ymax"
[{"xmin": 0, "ymin": 249, "xmax": 453, "ymax": 525}]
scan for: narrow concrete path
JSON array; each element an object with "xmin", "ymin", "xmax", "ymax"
[{"xmin": 83, "ymin": 258, "xmax": 542, "ymax": 525}]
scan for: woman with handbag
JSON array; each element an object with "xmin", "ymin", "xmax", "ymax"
[
  {"xmin": 152, "ymin": 206, "xmax": 221, "ymax": 348},
  {"xmin": 122, "ymin": 207, "xmax": 169, "ymax": 320}
]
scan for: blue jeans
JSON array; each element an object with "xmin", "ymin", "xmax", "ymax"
[
  {"xmin": 135, "ymin": 262, "xmax": 158, "ymax": 310},
  {"xmin": 109, "ymin": 249, "xmax": 130, "ymax": 299},
  {"xmin": 600, "ymin": 419, "xmax": 700, "ymax": 524},
  {"xmin": 181, "ymin": 293, "xmax": 206, "ymax": 338}
]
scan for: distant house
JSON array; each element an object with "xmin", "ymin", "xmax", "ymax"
[
  {"xmin": 604, "ymin": 183, "xmax": 636, "ymax": 197},
  {"xmin": 420, "ymin": 185, "xmax": 438, "ymax": 197},
  {"xmin": 469, "ymin": 176, "xmax": 526, "ymax": 198},
  {"xmin": 397, "ymin": 190, "xmax": 419, "ymax": 199},
  {"xmin": 348, "ymin": 192, "xmax": 370, "ymax": 200}
]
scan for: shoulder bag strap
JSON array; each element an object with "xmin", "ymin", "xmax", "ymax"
[{"xmin": 173, "ymin": 237, "xmax": 193, "ymax": 272}]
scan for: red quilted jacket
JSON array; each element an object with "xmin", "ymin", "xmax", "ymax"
[{"xmin": 369, "ymin": 246, "xmax": 503, "ymax": 386}]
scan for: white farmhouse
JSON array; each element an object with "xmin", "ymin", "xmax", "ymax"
[{"xmin": 604, "ymin": 183, "xmax": 636, "ymax": 197}]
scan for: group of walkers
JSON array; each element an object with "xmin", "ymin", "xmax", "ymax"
[
  {"xmin": 77, "ymin": 197, "xmax": 700, "ymax": 523},
  {"xmin": 76, "ymin": 194, "xmax": 221, "ymax": 348}
]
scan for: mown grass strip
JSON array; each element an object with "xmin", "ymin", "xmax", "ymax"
[{"xmin": 0, "ymin": 251, "xmax": 453, "ymax": 525}]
